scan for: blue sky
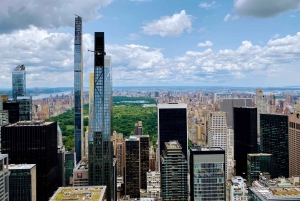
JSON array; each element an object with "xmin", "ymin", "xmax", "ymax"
[{"xmin": 1, "ymin": 0, "xmax": 300, "ymax": 88}]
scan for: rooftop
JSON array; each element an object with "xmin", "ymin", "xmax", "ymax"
[
  {"xmin": 248, "ymin": 153, "xmax": 273, "ymax": 157},
  {"xmin": 5, "ymin": 120, "xmax": 53, "ymax": 127},
  {"xmin": 13, "ymin": 64, "xmax": 25, "ymax": 71},
  {"xmin": 74, "ymin": 158, "xmax": 88, "ymax": 171},
  {"xmin": 249, "ymin": 187, "xmax": 300, "ymax": 200},
  {"xmin": 190, "ymin": 146, "xmax": 224, "ymax": 152},
  {"xmin": 165, "ymin": 140, "xmax": 181, "ymax": 149},
  {"xmin": 49, "ymin": 186, "xmax": 106, "ymax": 201},
  {"xmin": 8, "ymin": 164, "xmax": 36, "ymax": 170}
]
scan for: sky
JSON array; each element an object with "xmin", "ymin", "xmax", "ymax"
[{"xmin": 1, "ymin": 0, "xmax": 300, "ymax": 88}]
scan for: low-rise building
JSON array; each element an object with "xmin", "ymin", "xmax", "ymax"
[{"xmin": 49, "ymin": 186, "xmax": 107, "ymax": 201}]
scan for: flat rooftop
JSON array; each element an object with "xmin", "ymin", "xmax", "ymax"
[
  {"xmin": 157, "ymin": 103, "xmax": 187, "ymax": 109},
  {"xmin": 190, "ymin": 146, "xmax": 224, "ymax": 152},
  {"xmin": 49, "ymin": 186, "xmax": 107, "ymax": 201},
  {"xmin": 74, "ymin": 159, "xmax": 88, "ymax": 171},
  {"xmin": 5, "ymin": 121, "xmax": 53, "ymax": 127},
  {"xmin": 248, "ymin": 153, "xmax": 273, "ymax": 157},
  {"xmin": 8, "ymin": 164, "xmax": 36, "ymax": 170},
  {"xmin": 249, "ymin": 187, "xmax": 300, "ymax": 200},
  {"xmin": 165, "ymin": 140, "xmax": 181, "ymax": 149}
]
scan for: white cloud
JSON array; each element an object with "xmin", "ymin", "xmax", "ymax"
[
  {"xmin": 223, "ymin": 14, "xmax": 239, "ymax": 22},
  {"xmin": 197, "ymin": 41, "xmax": 213, "ymax": 47},
  {"xmin": 141, "ymin": 10, "xmax": 192, "ymax": 37},
  {"xmin": 0, "ymin": 0, "xmax": 113, "ymax": 33},
  {"xmin": 199, "ymin": 1, "xmax": 216, "ymax": 9},
  {"xmin": 273, "ymin": 34, "xmax": 280, "ymax": 39},
  {"xmin": 234, "ymin": 0, "xmax": 300, "ymax": 18},
  {"xmin": 1, "ymin": 27, "xmax": 300, "ymax": 87},
  {"xmin": 224, "ymin": 14, "xmax": 231, "ymax": 22}
]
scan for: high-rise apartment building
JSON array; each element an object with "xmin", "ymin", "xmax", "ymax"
[
  {"xmin": 269, "ymin": 93, "xmax": 276, "ymax": 113},
  {"xmin": 74, "ymin": 16, "xmax": 84, "ymax": 163},
  {"xmin": 12, "ymin": 64, "xmax": 26, "ymax": 99},
  {"xmin": 161, "ymin": 141, "xmax": 188, "ymax": 200},
  {"xmin": 247, "ymin": 153, "xmax": 273, "ymax": 184},
  {"xmin": 0, "ymin": 154, "xmax": 9, "ymax": 201},
  {"xmin": 233, "ymin": 107, "xmax": 257, "ymax": 177},
  {"xmin": 227, "ymin": 128, "xmax": 234, "ymax": 179},
  {"xmin": 146, "ymin": 171, "xmax": 160, "ymax": 198},
  {"xmin": 256, "ymin": 89, "xmax": 267, "ymax": 137},
  {"xmin": 288, "ymin": 113, "xmax": 300, "ymax": 177},
  {"xmin": 207, "ymin": 111, "xmax": 227, "ymax": 149},
  {"xmin": 9, "ymin": 164, "xmax": 37, "ymax": 201},
  {"xmin": 190, "ymin": 147, "xmax": 225, "ymax": 201},
  {"xmin": 219, "ymin": 98, "xmax": 252, "ymax": 127},
  {"xmin": 1, "ymin": 121, "xmax": 58, "ymax": 201},
  {"xmin": 260, "ymin": 114, "xmax": 289, "ymax": 178},
  {"xmin": 89, "ymin": 32, "xmax": 113, "ymax": 200},
  {"xmin": 157, "ymin": 103, "xmax": 188, "ymax": 170},
  {"xmin": 134, "ymin": 121, "xmax": 143, "ymax": 135}
]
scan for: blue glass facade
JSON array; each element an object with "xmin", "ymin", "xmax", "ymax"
[
  {"xmin": 74, "ymin": 16, "xmax": 83, "ymax": 163},
  {"xmin": 12, "ymin": 65, "xmax": 26, "ymax": 99},
  {"xmin": 89, "ymin": 32, "xmax": 113, "ymax": 200}
]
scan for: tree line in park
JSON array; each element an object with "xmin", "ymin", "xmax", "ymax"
[{"xmin": 46, "ymin": 97, "xmax": 158, "ymax": 151}]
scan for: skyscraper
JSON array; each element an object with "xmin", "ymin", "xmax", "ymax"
[
  {"xmin": 207, "ymin": 111, "xmax": 227, "ymax": 149},
  {"xmin": 269, "ymin": 92, "xmax": 276, "ymax": 113},
  {"xmin": 247, "ymin": 153, "xmax": 273, "ymax": 184},
  {"xmin": 256, "ymin": 89, "xmax": 267, "ymax": 137},
  {"xmin": 233, "ymin": 107, "xmax": 257, "ymax": 177},
  {"xmin": 17, "ymin": 96, "xmax": 32, "ymax": 121},
  {"xmin": 0, "ymin": 154, "xmax": 9, "ymax": 201},
  {"xmin": 9, "ymin": 164, "xmax": 37, "ymax": 201},
  {"xmin": 190, "ymin": 147, "xmax": 225, "ymax": 201},
  {"xmin": 288, "ymin": 112, "xmax": 300, "ymax": 177},
  {"xmin": 12, "ymin": 64, "xmax": 26, "ymax": 99},
  {"xmin": 89, "ymin": 32, "xmax": 113, "ymax": 200},
  {"xmin": 1, "ymin": 121, "xmax": 58, "ymax": 201},
  {"xmin": 157, "ymin": 103, "xmax": 188, "ymax": 170},
  {"xmin": 260, "ymin": 113, "xmax": 289, "ymax": 178},
  {"xmin": 161, "ymin": 141, "xmax": 188, "ymax": 200},
  {"xmin": 125, "ymin": 136, "xmax": 140, "ymax": 198},
  {"xmin": 219, "ymin": 98, "xmax": 252, "ymax": 127},
  {"xmin": 134, "ymin": 121, "xmax": 143, "ymax": 135},
  {"xmin": 74, "ymin": 16, "xmax": 84, "ymax": 163}
]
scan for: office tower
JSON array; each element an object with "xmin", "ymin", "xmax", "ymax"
[
  {"xmin": 134, "ymin": 121, "xmax": 143, "ymax": 135},
  {"xmin": 50, "ymin": 186, "xmax": 107, "ymax": 201},
  {"xmin": 247, "ymin": 153, "xmax": 273, "ymax": 184},
  {"xmin": 65, "ymin": 152, "xmax": 76, "ymax": 186},
  {"xmin": 9, "ymin": 164, "xmax": 37, "ymax": 201},
  {"xmin": 146, "ymin": 171, "xmax": 160, "ymax": 198},
  {"xmin": 74, "ymin": 16, "xmax": 84, "ymax": 163},
  {"xmin": 0, "ymin": 155, "xmax": 9, "ymax": 201},
  {"xmin": 89, "ymin": 32, "xmax": 113, "ymax": 200},
  {"xmin": 260, "ymin": 114, "xmax": 289, "ymax": 178},
  {"xmin": 0, "ymin": 110, "xmax": 8, "ymax": 126},
  {"xmin": 190, "ymin": 147, "xmax": 225, "ymax": 201},
  {"xmin": 219, "ymin": 98, "xmax": 252, "ymax": 127},
  {"xmin": 227, "ymin": 128, "xmax": 234, "ymax": 179},
  {"xmin": 73, "ymin": 158, "xmax": 89, "ymax": 186},
  {"xmin": 116, "ymin": 142, "xmax": 125, "ymax": 178},
  {"xmin": 3, "ymin": 101, "xmax": 19, "ymax": 123},
  {"xmin": 161, "ymin": 141, "xmax": 188, "ymax": 200},
  {"xmin": 269, "ymin": 93, "xmax": 276, "ymax": 113},
  {"xmin": 1, "ymin": 121, "xmax": 58, "ymax": 201},
  {"xmin": 233, "ymin": 107, "xmax": 257, "ymax": 177},
  {"xmin": 58, "ymin": 146, "xmax": 65, "ymax": 187},
  {"xmin": 12, "ymin": 64, "xmax": 26, "ymax": 99},
  {"xmin": 256, "ymin": 89, "xmax": 267, "ymax": 137},
  {"xmin": 207, "ymin": 111, "xmax": 227, "ymax": 149},
  {"xmin": 157, "ymin": 103, "xmax": 188, "ymax": 170},
  {"xmin": 17, "ymin": 96, "xmax": 32, "ymax": 121},
  {"xmin": 125, "ymin": 136, "xmax": 140, "ymax": 198},
  {"xmin": 289, "ymin": 113, "xmax": 300, "ymax": 177}
]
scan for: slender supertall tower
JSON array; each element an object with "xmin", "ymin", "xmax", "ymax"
[
  {"xmin": 74, "ymin": 16, "xmax": 84, "ymax": 163},
  {"xmin": 89, "ymin": 32, "xmax": 113, "ymax": 200}
]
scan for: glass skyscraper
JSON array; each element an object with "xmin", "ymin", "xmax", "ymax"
[
  {"xmin": 233, "ymin": 107, "xmax": 257, "ymax": 177},
  {"xmin": 74, "ymin": 16, "xmax": 84, "ymax": 163},
  {"xmin": 247, "ymin": 153, "xmax": 273, "ymax": 184},
  {"xmin": 88, "ymin": 32, "xmax": 113, "ymax": 200},
  {"xmin": 157, "ymin": 103, "xmax": 188, "ymax": 171},
  {"xmin": 260, "ymin": 114, "xmax": 289, "ymax": 178},
  {"xmin": 12, "ymin": 64, "xmax": 26, "ymax": 99},
  {"xmin": 190, "ymin": 147, "xmax": 225, "ymax": 201}
]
